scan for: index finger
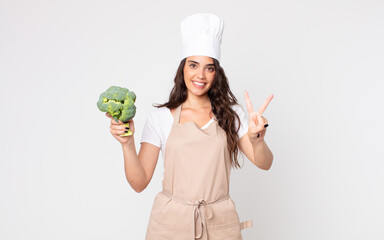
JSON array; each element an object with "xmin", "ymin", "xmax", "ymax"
[
  {"xmin": 257, "ymin": 94, "xmax": 274, "ymax": 114},
  {"xmin": 105, "ymin": 112, "xmax": 113, "ymax": 119},
  {"xmin": 244, "ymin": 91, "xmax": 254, "ymax": 114},
  {"xmin": 105, "ymin": 113, "xmax": 121, "ymax": 124}
]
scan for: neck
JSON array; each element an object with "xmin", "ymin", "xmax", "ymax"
[{"xmin": 183, "ymin": 93, "xmax": 211, "ymax": 109}]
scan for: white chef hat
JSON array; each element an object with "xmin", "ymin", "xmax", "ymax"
[{"xmin": 180, "ymin": 13, "xmax": 224, "ymax": 62}]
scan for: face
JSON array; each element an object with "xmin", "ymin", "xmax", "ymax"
[{"xmin": 183, "ymin": 55, "xmax": 216, "ymax": 96}]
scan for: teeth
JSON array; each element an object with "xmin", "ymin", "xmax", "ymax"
[{"xmin": 193, "ymin": 81, "xmax": 205, "ymax": 86}]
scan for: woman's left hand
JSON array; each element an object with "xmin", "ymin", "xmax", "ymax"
[{"xmin": 244, "ymin": 91, "xmax": 274, "ymax": 143}]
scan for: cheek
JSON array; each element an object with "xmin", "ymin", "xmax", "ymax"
[
  {"xmin": 184, "ymin": 73, "xmax": 192, "ymax": 83},
  {"xmin": 184, "ymin": 70, "xmax": 194, "ymax": 80}
]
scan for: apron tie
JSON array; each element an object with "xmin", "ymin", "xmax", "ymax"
[
  {"xmin": 161, "ymin": 190, "xmax": 229, "ymax": 240},
  {"xmin": 193, "ymin": 199, "xmax": 213, "ymax": 239}
]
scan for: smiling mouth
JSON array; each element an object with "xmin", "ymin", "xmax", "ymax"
[{"xmin": 192, "ymin": 81, "xmax": 206, "ymax": 88}]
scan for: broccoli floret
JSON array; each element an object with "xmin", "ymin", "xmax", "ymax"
[{"xmin": 97, "ymin": 86, "xmax": 136, "ymax": 136}]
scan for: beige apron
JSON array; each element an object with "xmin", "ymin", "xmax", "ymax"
[{"xmin": 145, "ymin": 103, "xmax": 253, "ymax": 240}]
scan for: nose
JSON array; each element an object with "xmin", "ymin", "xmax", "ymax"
[{"xmin": 197, "ymin": 67, "xmax": 206, "ymax": 79}]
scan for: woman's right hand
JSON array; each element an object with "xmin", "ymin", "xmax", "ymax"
[{"xmin": 105, "ymin": 112, "xmax": 135, "ymax": 145}]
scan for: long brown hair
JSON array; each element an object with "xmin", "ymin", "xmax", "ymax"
[{"xmin": 154, "ymin": 57, "xmax": 243, "ymax": 169}]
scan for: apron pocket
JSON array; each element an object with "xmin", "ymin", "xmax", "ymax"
[
  {"xmin": 146, "ymin": 220, "xmax": 191, "ymax": 240},
  {"xmin": 207, "ymin": 219, "xmax": 242, "ymax": 240}
]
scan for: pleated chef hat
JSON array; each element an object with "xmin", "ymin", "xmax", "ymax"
[{"xmin": 180, "ymin": 13, "xmax": 224, "ymax": 62}]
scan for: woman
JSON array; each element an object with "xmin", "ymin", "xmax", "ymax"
[{"xmin": 106, "ymin": 13, "xmax": 273, "ymax": 240}]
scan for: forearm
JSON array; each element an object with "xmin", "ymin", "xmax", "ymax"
[
  {"xmin": 251, "ymin": 139, "xmax": 273, "ymax": 170},
  {"xmin": 121, "ymin": 137, "xmax": 147, "ymax": 192}
]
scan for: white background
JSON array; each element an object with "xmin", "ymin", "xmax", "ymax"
[{"xmin": 1, "ymin": 0, "xmax": 383, "ymax": 239}]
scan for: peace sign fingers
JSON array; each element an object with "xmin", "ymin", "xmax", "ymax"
[
  {"xmin": 244, "ymin": 91, "xmax": 274, "ymax": 115},
  {"xmin": 243, "ymin": 91, "xmax": 274, "ymax": 142}
]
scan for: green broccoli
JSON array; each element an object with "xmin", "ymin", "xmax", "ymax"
[{"xmin": 97, "ymin": 86, "xmax": 136, "ymax": 136}]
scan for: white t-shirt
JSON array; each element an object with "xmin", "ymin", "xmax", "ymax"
[{"xmin": 140, "ymin": 104, "xmax": 249, "ymax": 160}]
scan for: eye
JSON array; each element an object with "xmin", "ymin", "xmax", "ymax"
[
  {"xmin": 207, "ymin": 67, "xmax": 215, "ymax": 72},
  {"xmin": 189, "ymin": 63, "xmax": 197, "ymax": 68}
]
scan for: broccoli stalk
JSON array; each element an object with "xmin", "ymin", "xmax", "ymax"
[{"xmin": 97, "ymin": 86, "xmax": 136, "ymax": 137}]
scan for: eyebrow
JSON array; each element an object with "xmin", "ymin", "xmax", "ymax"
[{"xmin": 187, "ymin": 60, "xmax": 215, "ymax": 67}]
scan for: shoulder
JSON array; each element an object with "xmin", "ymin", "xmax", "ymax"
[
  {"xmin": 147, "ymin": 106, "xmax": 172, "ymax": 122},
  {"xmin": 230, "ymin": 103, "xmax": 247, "ymax": 116},
  {"xmin": 230, "ymin": 103, "xmax": 249, "ymax": 127}
]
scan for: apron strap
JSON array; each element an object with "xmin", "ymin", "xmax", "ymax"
[
  {"xmin": 172, "ymin": 104, "xmax": 183, "ymax": 127},
  {"xmin": 240, "ymin": 219, "xmax": 253, "ymax": 230}
]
